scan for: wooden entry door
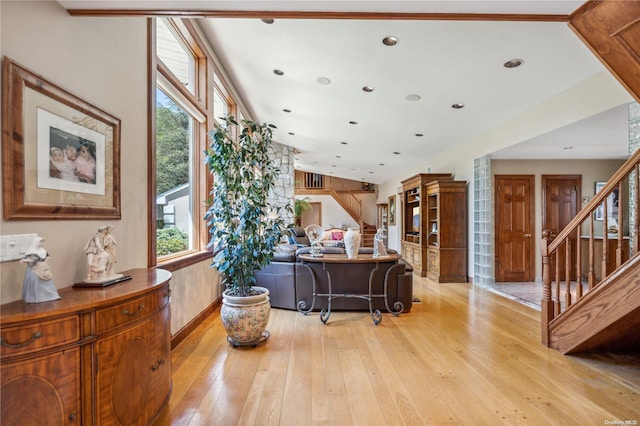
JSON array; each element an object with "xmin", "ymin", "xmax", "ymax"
[
  {"xmin": 541, "ymin": 175, "xmax": 581, "ymax": 280},
  {"xmin": 495, "ymin": 175, "xmax": 535, "ymax": 282}
]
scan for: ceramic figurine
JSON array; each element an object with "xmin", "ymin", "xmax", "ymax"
[
  {"xmin": 84, "ymin": 225, "xmax": 122, "ymax": 282},
  {"xmin": 373, "ymin": 228, "xmax": 389, "ymax": 258},
  {"xmin": 20, "ymin": 237, "xmax": 60, "ymax": 303}
]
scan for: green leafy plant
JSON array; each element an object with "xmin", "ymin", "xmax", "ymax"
[
  {"xmin": 294, "ymin": 197, "xmax": 312, "ymax": 226},
  {"xmin": 204, "ymin": 115, "xmax": 285, "ymax": 297}
]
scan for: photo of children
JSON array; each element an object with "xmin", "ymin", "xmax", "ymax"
[
  {"xmin": 48, "ymin": 127, "xmax": 97, "ymax": 184},
  {"xmin": 37, "ymin": 108, "xmax": 106, "ymax": 196}
]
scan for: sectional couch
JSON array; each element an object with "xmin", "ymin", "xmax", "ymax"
[{"xmin": 256, "ymin": 245, "xmax": 414, "ymax": 313}]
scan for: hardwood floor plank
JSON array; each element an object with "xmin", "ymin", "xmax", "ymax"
[{"xmin": 157, "ymin": 275, "xmax": 640, "ymax": 426}]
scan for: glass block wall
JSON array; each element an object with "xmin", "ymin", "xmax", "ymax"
[{"xmin": 473, "ymin": 155, "xmax": 493, "ymax": 284}]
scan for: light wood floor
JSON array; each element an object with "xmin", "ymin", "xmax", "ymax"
[{"xmin": 155, "ymin": 276, "xmax": 640, "ymax": 425}]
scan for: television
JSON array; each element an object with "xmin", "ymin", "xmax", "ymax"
[{"xmin": 412, "ymin": 206, "xmax": 420, "ymax": 233}]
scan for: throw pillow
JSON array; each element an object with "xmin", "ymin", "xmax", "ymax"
[{"xmin": 332, "ymin": 231, "xmax": 343, "ymax": 240}]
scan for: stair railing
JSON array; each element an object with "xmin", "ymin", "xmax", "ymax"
[
  {"xmin": 330, "ymin": 180, "xmax": 364, "ymax": 231},
  {"xmin": 541, "ymin": 149, "xmax": 640, "ymax": 345}
]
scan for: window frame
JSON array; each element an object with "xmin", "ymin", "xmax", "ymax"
[{"xmin": 148, "ymin": 17, "xmax": 213, "ymax": 270}]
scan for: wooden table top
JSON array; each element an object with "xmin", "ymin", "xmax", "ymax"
[{"xmin": 298, "ymin": 253, "xmax": 400, "ymax": 264}]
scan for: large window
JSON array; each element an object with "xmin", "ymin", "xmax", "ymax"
[
  {"xmin": 152, "ymin": 18, "xmax": 208, "ymax": 264},
  {"xmin": 150, "ymin": 17, "xmax": 242, "ymax": 267}
]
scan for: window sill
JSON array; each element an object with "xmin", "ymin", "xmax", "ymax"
[{"xmin": 157, "ymin": 250, "xmax": 212, "ymax": 272}]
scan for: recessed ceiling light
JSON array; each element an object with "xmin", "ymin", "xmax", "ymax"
[
  {"xmin": 340, "ymin": 141, "xmax": 348, "ymax": 145},
  {"xmin": 379, "ymin": 163, "xmax": 385, "ymax": 166},
  {"xmin": 317, "ymin": 76, "xmax": 331, "ymax": 85},
  {"xmin": 415, "ymin": 133, "xmax": 424, "ymax": 137},
  {"xmin": 405, "ymin": 94, "xmax": 421, "ymax": 102},
  {"xmin": 336, "ymin": 155, "xmax": 341, "ymax": 158},
  {"xmin": 283, "ymin": 108, "xmax": 291, "ymax": 113},
  {"xmin": 349, "ymin": 121, "xmax": 358, "ymax": 125},
  {"xmin": 504, "ymin": 59, "xmax": 524, "ymax": 68},
  {"xmin": 362, "ymin": 86, "xmax": 374, "ymax": 93},
  {"xmin": 451, "ymin": 103, "xmax": 465, "ymax": 109},
  {"xmin": 382, "ymin": 36, "xmax": 398, "ymax": 46},
  {"xmin": 332, "ymin": 165, "xmax": 337, "ymax": 168},
  {"xmin": 563, "ymin": 146, "xmax": 574, "ymax": 150},
  {"xmin": 288, "ymin": 132, "xmax": 295, "ymax": 135},
  {"xmin": 393, "ymin": 151, "xmax": 401, "ymax": 155},
  {"xmin": 273, "ymin": 69, "xmax": 284, "ymax": 76},
  {"xmin": 261, "ymin": 18, "xmax": 275, "ymax": 24},
  {"xmin": 369, "ymin": 171, "xmax": 374, "ymax": 174}
]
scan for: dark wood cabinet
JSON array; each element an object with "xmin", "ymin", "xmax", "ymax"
[
  {"xmin": 426, "ymin": 180, "xmax": 468, "ymax": 283},
  {"xmin": 376, "ymin": 203, "xmax": 389, "ymax": 246},
  {"xmin": 0, "ymin": 268, "xmax": 171, "ymax": 426},
  {"xmin": 400, "ymin": 173, "xmax": 452, "ymax": 276}
]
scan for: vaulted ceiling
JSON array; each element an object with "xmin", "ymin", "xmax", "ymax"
[{"xmin": 59, "ymin": 1, "xmax": 633, "ymax": 183}]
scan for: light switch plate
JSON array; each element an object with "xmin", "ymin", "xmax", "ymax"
[{"xmin": 0, "ymin": 234, "xmax": 39, "ymax": 262}]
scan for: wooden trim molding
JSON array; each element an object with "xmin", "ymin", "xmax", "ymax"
[
  {"xmin": 171, "ymin": 298, "xmax": 220, "ymax": 349},
  {"xmin": 66, "ymin": 9, "xmax": 570, "ymax": 22}
]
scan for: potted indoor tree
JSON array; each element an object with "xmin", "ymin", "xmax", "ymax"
[{"xmin": 205, "ymin": 115, "xmax": 285, "ymax": 347}]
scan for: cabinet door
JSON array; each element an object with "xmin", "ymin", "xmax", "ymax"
[
  {"xmin": 1, "ymin": 348, "xmax": 80, "ymax": 426},
  {"xmin": 96, "ymin": 318, "xmax": 156, "ymax": 426},
  {"xmin": 154, "ymin": 305, "xmax": 172, "ymax": 411}
]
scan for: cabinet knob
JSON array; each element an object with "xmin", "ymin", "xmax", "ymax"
[
  {"xmin": 68, "ymin": 413, "xmax": 76, "ymax": 422},
  {"xmin": 523, "ymin": 234, "xmax": 532, "ymax": 238},
  {"xmin": 151, "ymin": 363, "xmax": 159, "ymax": 371},
  {"xmin": 158, "ymin": 358, "xmax": 165, "ymax": 365}
]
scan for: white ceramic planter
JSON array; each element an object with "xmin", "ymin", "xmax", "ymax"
[{"xmin": 220, "ymin": 286, "xmax": 270, "ymax": 347}]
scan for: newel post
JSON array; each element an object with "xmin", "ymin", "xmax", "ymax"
[{"xmin": 540, "ymin": 230, "xmax": 555, "ymax": 346}]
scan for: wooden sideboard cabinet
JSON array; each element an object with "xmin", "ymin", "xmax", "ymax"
[{"xmin": 0, "ymin": 268, "xmax": 172, "ymax": 426}]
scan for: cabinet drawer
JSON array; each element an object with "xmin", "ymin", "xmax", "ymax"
[
  {"xmin": 96, "ymin": 287, "xmax": 169, "ymax": 334},
  {"xmin": 1, "ymin": 316, "xmax": 80, "ymax": 358}
]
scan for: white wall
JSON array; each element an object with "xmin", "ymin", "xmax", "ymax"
[
  {"xmin": 0, "ymin": 2, "xmax": 218, "ymax": 335},
  {"xmin": 377, "ymin": 71, "xmax": 632, "ymax": 276}
]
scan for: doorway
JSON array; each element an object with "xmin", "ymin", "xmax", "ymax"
[
  {"xmin": 300, "ymin": 202, "xmax": 322, "ymax": 228},
  {"xmin": 541, "ymin": 175, "xmax": 581, "ymax": 280},
  {"xmin": 495, "ymin": 175, "xmax": 535, "ymax": 282}
]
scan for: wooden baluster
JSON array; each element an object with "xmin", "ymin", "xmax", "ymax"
[
  {"xmin": 555, "ymin": 243, "xmax": 561, "ymax": 316},
  {"xmin": 616, "ymin": 180, "xmax": 623, "ymax": 268},
  {"xmin": 564, "ymin": 238, "xmax": 572, "ymax": 310},
  {"xmin": 576, "ymin": 229, "xmax": 582, "ymax": 300},
  {"xmin": 589, "ymin": 215, "xmax": 595, "ymax": 290},
  {"xmin": 540, "ymin": 230, "xmax": 554, "ymax": 346},
  {"xmin": 602, "ymin": 198, "xmax": 608, "ymax": 282}
]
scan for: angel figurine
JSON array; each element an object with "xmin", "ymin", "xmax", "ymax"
[
  {"xmin": 372, "ymin": 228, "xmax": 389, "ymax": 258},
  {"xmin": 20, "ymin": 237, "xmax": 60, "ymax": 303}
]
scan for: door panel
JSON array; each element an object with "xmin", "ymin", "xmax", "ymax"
[
  {"xmin": 495, "ymin": 175, "xmax": 535, "ymax": 282},
  {"xmin": 542, "ymin": 175, "xmax": 581, "ymax": 281}
]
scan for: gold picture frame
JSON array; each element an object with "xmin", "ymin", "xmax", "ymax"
[
  {"xmin": 388, "ymin": 194, "xmax": 396, "ymax": 226},
  {"xmin": 2, "ymin": 57, "xmax": 121, "ymax": 220}
]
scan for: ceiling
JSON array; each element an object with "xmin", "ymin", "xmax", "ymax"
[{"xmin": 59, "ymin": 1, "xmax": 632, "ymax": 183}]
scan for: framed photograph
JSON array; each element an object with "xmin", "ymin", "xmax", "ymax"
[
  {"xmin": 594, "ymin": 181, "xmax": 618, "ymax": 221},
  {"xmin": 388, "ymin": 195, "xmax": 396, "ymax": 226},
  {"xmin": 2, "ymin": 57, "xmax": 121, "ymax": 220}
]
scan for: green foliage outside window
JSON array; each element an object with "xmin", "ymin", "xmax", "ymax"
[{"xmin": 156, "ymin": 227, "xmax": 189, "ymax": 256}]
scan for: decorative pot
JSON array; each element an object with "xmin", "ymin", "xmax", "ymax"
[
  {"xmin": 344, "ymin": 227, "xmax": 361, "ymax": 259},
  {"xmin": 221, "ymin": 286, "xmax": 271, "ymax": 347}
]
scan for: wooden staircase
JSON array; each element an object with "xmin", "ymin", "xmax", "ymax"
[
  {"xmin": 541, "ymin": 149, "xmax": 640, "ymax": 353},
  {"xmin": 329, "ymin": 180, "xmax": 376, "ymax": 246}
]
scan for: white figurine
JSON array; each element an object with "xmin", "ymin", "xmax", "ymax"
[
  {"xmin": 373, "ymin": 228, "xmax": 389, "ymax": 258},
  {"xmin": 84, "ymin": 225, "xmax": 122, "ymax": 282},
  {"xmin": 20, "ymin": 237, "xmax": 60, "ymax": 303}
]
